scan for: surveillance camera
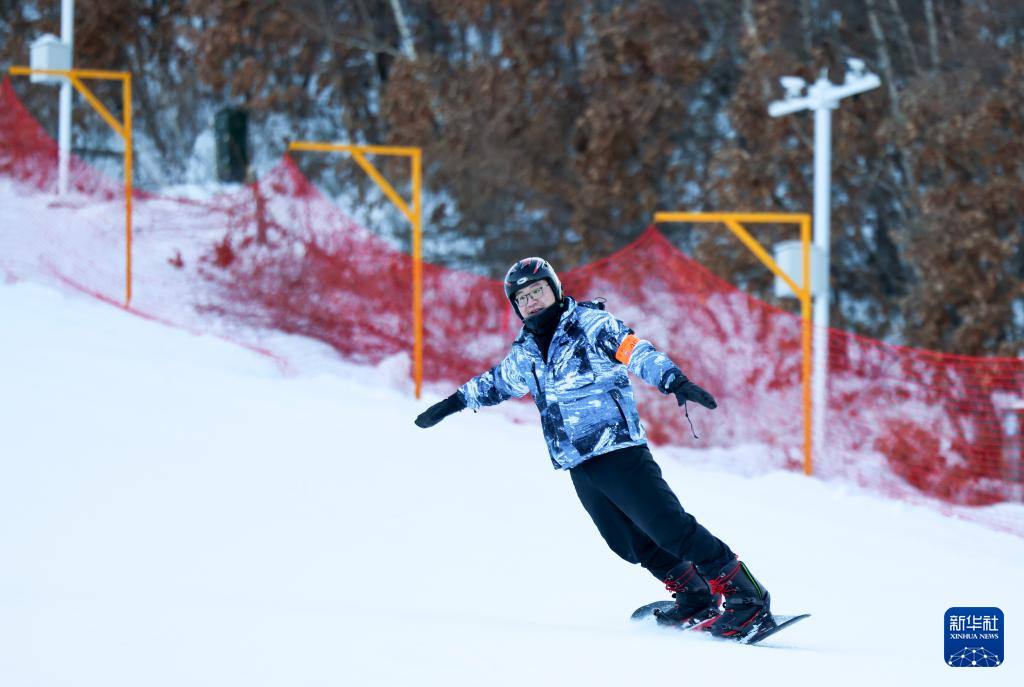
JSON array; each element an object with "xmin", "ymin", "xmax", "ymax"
[{"xmin": 780, "ymin": 76, "xmax": 806, "ymax": 98}]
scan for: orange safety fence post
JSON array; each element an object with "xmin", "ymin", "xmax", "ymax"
[
  {"xmin": 8, "ymin": 66, "xmax": 133, "ymax": 307},
  {"xmin": 288, "ymin": 141, "xmax": 424, "ymax": 399},
  {"xmin": 655, "ymin": 212, "xmax": 814, "ymax": 476}
]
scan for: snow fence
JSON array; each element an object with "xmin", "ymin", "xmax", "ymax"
[{"xmin": 2, "ymin": 76, "xmax": 1022, "ymax": 536}]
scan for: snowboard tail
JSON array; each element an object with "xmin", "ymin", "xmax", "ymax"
[{"xmin": 631, "ymin": 600, "xmax": 810, "ymax": 646}]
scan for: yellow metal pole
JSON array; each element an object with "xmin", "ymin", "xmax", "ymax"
[
  {"xmin": 123, "ymin": 74, "xmax": 133, "ymax": 308},
  {"xmin": 349, "ymin": 151, "xmax": 414, "ymax": 222},
  {"xmin": 800, "ymin": 215, "xmax": 813, "ymax": 476},
  {"xmin": 289, "ymin": 141, "xmax": 420, "ymax": 157},
  {"xmin": 9, "ymin": 66, "xmax": 129, "ymax": 80},
  {"xmin": 411, "ymin": 150, "xmax": 423, "ymax": 399},
  {"xmin": 68, "ymin": 76, "xmax": 124, "ymax": 137},
  {"xmin": 722, "ymin": 218, "xmax": 803, "ymax": 297},
  {"xmin": 656, "ymin": 211, "xmax": 808, "ymax": 225}
]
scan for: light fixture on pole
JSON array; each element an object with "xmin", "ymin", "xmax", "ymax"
[{"xmin": 768, "ymin": 58, "xmax": 880, "ymax": 464}]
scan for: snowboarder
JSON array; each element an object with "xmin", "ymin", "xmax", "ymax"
[{"xmin": 414, "ymin": 257, "xmax": 771, "ymax": 638}]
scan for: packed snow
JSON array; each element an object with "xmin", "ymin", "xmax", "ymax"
[{"xmin": 1, "ymin": 278, "xmax": 1022, "ymax": 686}]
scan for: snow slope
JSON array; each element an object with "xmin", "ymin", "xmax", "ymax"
[{"xmin": 1, "ymin": 280, "xmax": 1022, "ymax": 686}]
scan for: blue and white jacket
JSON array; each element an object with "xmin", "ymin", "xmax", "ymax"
[{"xmin": 459, "ymin": 297, "xmax": 684, "ymax": 469}]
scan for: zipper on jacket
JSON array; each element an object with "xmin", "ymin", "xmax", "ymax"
[
  {"xmin": 610, "ymin": 394, "xmax": 629, "ymax": 426},
  {"xmin": 609, "ymin": 388, "xmax": 636, "ymax": 438}
]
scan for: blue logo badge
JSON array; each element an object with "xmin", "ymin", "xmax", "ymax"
[{"xmin": 945, "ymin": 607, "xmax": 1003, "ymax": 667}]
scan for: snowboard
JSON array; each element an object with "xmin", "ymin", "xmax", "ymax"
[{"xmin": 631, "ymin": 600, "xmax": 810, "ymax": 646}]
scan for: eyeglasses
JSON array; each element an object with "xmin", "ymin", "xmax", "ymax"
[{"xmin": 514, "ymin": 284, "xmax": 547, "ymax": 307}]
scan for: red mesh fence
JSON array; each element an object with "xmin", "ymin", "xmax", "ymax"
[
  {"xmin": 2, "ymin": 76, "xmax": 1022, "ymax": 536},
  {"xmin": 0, "ymin": 78, "xmax": 124, "ymax": 199}
]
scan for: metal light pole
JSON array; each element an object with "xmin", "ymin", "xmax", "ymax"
[
  {"xmin": 58, "ymin": 0, "xmax": 75, "ymax": 195},
  {"xmin": 768, "ymin": 59, "xmax": 880, "ymax": 465}
]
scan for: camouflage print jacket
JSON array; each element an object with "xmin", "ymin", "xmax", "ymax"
[{"xmin": 459, "ymin": 297, "xmax": 684, "ymax": 469}]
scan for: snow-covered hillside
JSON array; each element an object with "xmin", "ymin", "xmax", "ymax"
[{"xmin": 1, "ymin": 279, "xmax": 1022, "ymax": 686}]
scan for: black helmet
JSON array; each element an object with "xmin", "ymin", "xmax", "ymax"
[{"xmin": 504, "ymin": 257, "xmax": 562, "ymax": 318}]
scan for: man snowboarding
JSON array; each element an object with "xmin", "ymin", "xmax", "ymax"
[{"xmin": 414, "ymin": 257, "xmax": 771, "ymax": 639}]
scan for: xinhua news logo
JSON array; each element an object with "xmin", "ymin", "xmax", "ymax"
[{"xmin": 945, "ymin": 607, "xmax": 1003, "ymax": 667}]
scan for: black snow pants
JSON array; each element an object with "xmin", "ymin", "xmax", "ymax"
[{"xmin": 570, "ymin": 444, "xmax": 732, "ymax": 582}]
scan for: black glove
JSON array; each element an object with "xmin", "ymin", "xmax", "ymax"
[
  {"xmin": 667, "ymin": 375, "xmax": 717, "ymax": 410},
  {"xmin": 414, "ymin": 392, "xmax": 467, "ymax": 428}
]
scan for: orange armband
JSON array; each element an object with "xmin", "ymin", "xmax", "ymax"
[{"xmin": 615, "ymin": 334, "xmax": 640, "ymax": 364}]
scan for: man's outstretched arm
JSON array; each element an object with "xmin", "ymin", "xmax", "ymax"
[
  {"xmin": 414, "ymin": 350, "xmax": 529, "ymax": 428},
  {"xmin": 591, "ymin": 311, "xmax": 717, "ymax": 409}
]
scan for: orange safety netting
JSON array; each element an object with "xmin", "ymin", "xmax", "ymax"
[{"xmin": 2, "ymin": 76, "xmax": 1022, "ymax": 535}]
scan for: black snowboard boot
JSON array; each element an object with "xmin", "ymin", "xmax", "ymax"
[
  {"xmin": 699, "ymin": 557, "xmax": 772, "ymax": 638},
  {"xmin": 652, "ymin": 562, "xmax": 721, "ymax": 627}
]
